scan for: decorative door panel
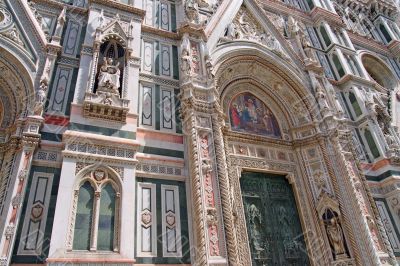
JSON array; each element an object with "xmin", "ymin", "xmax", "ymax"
[{"xmin": 241, "ymin": 172, "xmax": 309, "ymax": 266}]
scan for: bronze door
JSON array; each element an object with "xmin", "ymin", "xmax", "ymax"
[{"xmin": 241, "ymin": 172, "xmax": 309, "ymax": 266}]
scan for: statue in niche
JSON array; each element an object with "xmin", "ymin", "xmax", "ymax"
[
  {"xmin": 315, "ymin": 84, "xmax": 330, "ymax": 112},
  {"xmin": 180, "ymin": 34, "xmax": 192, "ymax": 78},
  {"xmin": 385, "ymin": 133, "xmax": 397, "ymax": 149},
  {"xmin": 326, "ymin": 217, "xmax": 346, "ymax": 256},
  {"xmin": 185, "ymin": 0, "xmax": 199, "ymax": 23},
  {"xmin": 97, "ymin": 57, "xmax": 121, "ymax": 95},
  {"xmin": 33, "ymin": 79, "xmax": 48, "ymax": 115},
  {"xmin": 205, "ymin": 55, "xmax": 214, "ymax": 81},
  {"xmin": 299, "ymin": 28, "xmax": 318, "ymax": 62},
  {"xmin": 248, "ymin": 204, "xmax": 265, "ymax": 256},
  {"xmin": 225, "ymin": 22, "xmax": 238, "ymax": 39},
  {"xmin": 287, "ymin": 16, "xmax": 300, "ymax": 37}
]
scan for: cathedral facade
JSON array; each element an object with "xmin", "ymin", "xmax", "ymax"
[{"xmin": 2, "ymin": 0, "xmax": 400, "ymax": 265}]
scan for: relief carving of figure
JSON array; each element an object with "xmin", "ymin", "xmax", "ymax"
[
  {"xmin": 326, "ymin": 217, "xmax": 346, "ymax": 256},
  {"xmin": 270, "ymin": 14, "xmax": 285, "ymax": 36},
  {"xmin": 248, "ymin": 204, "xmax": 264, "ymax": 255},
  {"xmin": 98, "ymin": 57, "xmax": 121, "ymax": 94}
]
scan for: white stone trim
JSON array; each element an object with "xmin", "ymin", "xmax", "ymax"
[
  {"xmin": 17, "ymin": 172, "xmax": 54, "ymax": 256},
  {"xmin": 136, "ymin": 182, "xmax": 157, "ymax": 257},
  {"xmin": 139, "ymin": 82, "xmax": 156, "ymax": 129},
  {"xmin": 161, "ymin": 184, "xmax": 182, "ymax": 257},
  {"xmin": 376, "ymin": 200, "xmax": 400, "ymax": 253}
]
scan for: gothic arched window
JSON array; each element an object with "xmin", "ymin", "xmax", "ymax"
[
  {"xmin": 73, "ymin": 181, "xmax": 94, "ymax": 250},
  {"xmin": 379, "ymin": 24, "xmax": 392, "ymax": 43},
  {"xmin": 364, "ymin": 128, "xmax": 380, "ymax": 159},
  {"xmin": 71, "ymin": 170, "xmax": 120, "ymax": 252},
  {"xmin": 98, "ymin": 183, "xmax": 116, "ymax": 251},
  {"xmin": 348, "ymin": 91, "xmax": 362, "ymax": 117},
  {"xmin": 319, "ymin": 25, "xmax": 331, "ymax": 48}
]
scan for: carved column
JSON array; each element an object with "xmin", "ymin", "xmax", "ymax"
[
  {"xmin": 181, "ymin": 97, "xmax": 207, "ymax": 265},
  {"xmin": 0, "ymin": 116, "xmax": 41, "ymax": 265},
  {"xmin": 332, "ymin": 131, "xmax": 397, "ymax": 265},
  {"xmin": 210, "ymin": 102, "xmax": 240, "ymax": 265},
  {"xmin": 181, "ymin": 92, "xmax": 229, "ymax": 265},
  {"xmin": 33, "ymin": 8, "xmax": 63, "ymax": 117}
]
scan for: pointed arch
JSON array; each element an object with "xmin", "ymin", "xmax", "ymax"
[
  {"xmin": 360, "ymin": 52, "xmax": 398, "ymax": 91},
  {"xmin": 68, "ymin": 164, "xmax": 122, "ymax": 252},
  {"xmin": 0, "ymin": 47, "xmax": 35, "ymax": 129}
]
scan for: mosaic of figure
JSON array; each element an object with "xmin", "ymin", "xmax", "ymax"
[{"xmin": 229, "ymin": 92, "xmax": 281, "ymax": 138}]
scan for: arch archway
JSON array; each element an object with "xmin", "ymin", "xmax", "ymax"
[
  {"xmin": 0, "ymin": 47, "xmax": 35, "ymax": 130},
  {"xmin": 361, "ymin": 53, "xmax": 397, "ymax": 91},
  {"xmin": 360, "ymin": 52, "xmax": 400, "ymax": 128}
]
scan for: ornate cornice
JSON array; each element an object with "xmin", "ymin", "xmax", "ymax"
[
  {"xmin": 89, "ymin": 0, "xmax": 145, "ymax": 18},
  {"xmin": 310, "ymin": 6, "xmax": 345, "ymax": 27},
  {"xmin": 348, "ymin": 31, "xmax": 391, "ymax": 56},
  {"xmin": 178, "ymin": 23, "xmax": 207, "ymax": 40},
  {"xmin": 141, "ymin": 25, "xmax": 179, "ymax": 40},
  {"xmin": 28, "ymin": 0, "xmax": 88, "ymax": 15},
  {"xmin": 258, "ymin": 0, "xmax": 310, "ymax": 21}
]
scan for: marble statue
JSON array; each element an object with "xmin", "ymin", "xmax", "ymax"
[
  {"xmin": 225, "ymin": 22, "xmax": 238, "ymax": 39},
  {"xmin": 185, "ymin": 0, "xmax": 199, "ymax": 23},
  {"xmin": 33, "ymin": 80, "xmax": 48, "ymax": 115},
  {"xmin": 385, "ymin": 133, "xmax": 398, "ymax": 149},
  {"xmin": 98, "ymin": 57, "xmax": 121, "ymax": 94},
  {"xmin": 316, "ymin": 84, "xmax": 330, "ymax": 111},
  {"xmin": 326, "ymin": 217, "xmax": 346, "ymax": 256},
  {"xmin": 180, "ymin": 34, "xmax": 192, "ymax": 78}
]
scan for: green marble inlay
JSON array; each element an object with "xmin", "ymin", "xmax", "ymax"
[
  {"xmin": 174, "ymin": 89, "xmax": 182, "ymax": 134},
  {"xmin": 135, "ymin": 177, "xmax": 191, "ymax": 264},
  {"xmin": 171, "ymin": 4, "xmax": 177, "ymax": 33},
  {"xmin": 155, "ymin": 85, "xmax": 160, "ymax": 131},
  {"xmin": 69, "ymin": 123, "xmax": 136, "ymax": 139},
  {"xmin": 241, "ymin": 172, "xmax": 310, "ymax": 265},
  {"xmin": 12, "ymin": 166, "xmax": 61, "ymax": 264},
  {"xmin": 172, "ymin": 46, "xmax": 179, "ymax": 80},
  {"xmin": 155, "ymin": 41, "xmax": 160, "ymax": 76},
  {"xmin": 139, "ymin": 146, "xmax": 184, "ymax": 158},
  {"xmin": 366, "ymin": 170, "xmax": 400, "ymax": 182}
]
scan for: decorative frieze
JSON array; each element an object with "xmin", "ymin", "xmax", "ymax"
[
  {"xmin": 83, "ymin": 92, "xmax": 130, "ymax": 123},
  {"xmin": 65, "ymin": 142, "xmax": 135, "ymax": 159},
  {"xmin": 136, "ymin": 163, "xmax": 183, "ymax": 177}
]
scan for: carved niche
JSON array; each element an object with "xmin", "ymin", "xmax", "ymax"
[
  {"xmin": 322, "ymin": 208, "xmax": 350, "ymax": 261},
  {"xmin": 83, "ymin": 14, "xmax": 131, "ymax": 123}
]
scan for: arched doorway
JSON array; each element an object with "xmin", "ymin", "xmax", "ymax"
[{"xmin": 214, "ymin": 50, "xmax": 354, "ymax": 265}]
